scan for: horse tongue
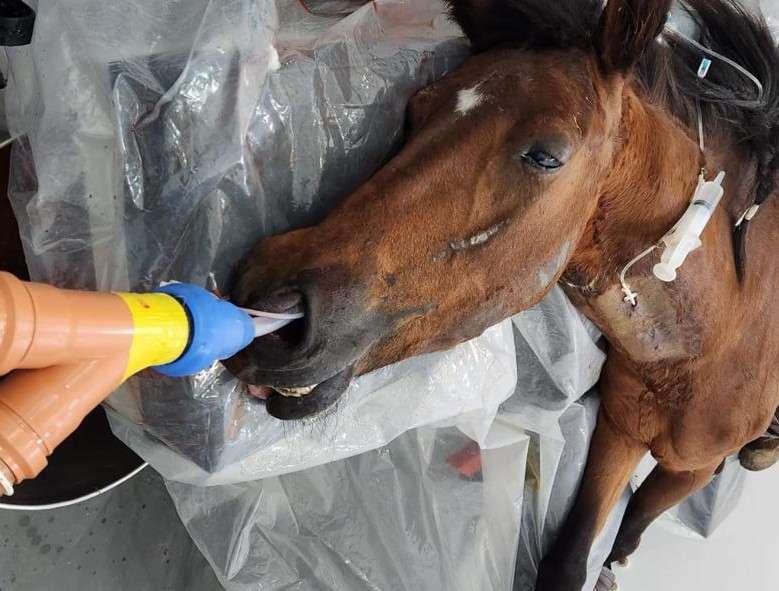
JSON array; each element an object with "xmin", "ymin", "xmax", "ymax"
[{"xmin": 247, "ymin": 385, "xmax": 273, "ymax": 400}]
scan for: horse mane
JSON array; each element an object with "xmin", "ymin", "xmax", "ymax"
[
  {"xmin": 447, "ymin": 0, "xmax": 779, "ymax": 278},
  {"xmin": 445, "ymin": 0, "xmax": 602, "ymax": 53}
]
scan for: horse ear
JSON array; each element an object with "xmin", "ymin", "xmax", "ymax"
[
  {"xmin": 596, "ymin": 0, "xmax": 673, "ymax": 73},
  {"xmin": 445, "ymin": 0, "xmax": 500, "ymax": 52}
]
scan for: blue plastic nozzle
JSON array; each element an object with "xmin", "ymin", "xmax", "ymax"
[{"xmin": 152, "ymin": 283, "xmax": 255, "ymax": 377}]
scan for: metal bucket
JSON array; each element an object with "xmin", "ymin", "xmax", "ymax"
[{"xmin": 0, "ymin": 407, "xmax": 146, "ymax": 510}]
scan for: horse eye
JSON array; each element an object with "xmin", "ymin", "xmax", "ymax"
[{"xmin": 521, "ymin": 148, "xmax": 564, "ymax": 171}]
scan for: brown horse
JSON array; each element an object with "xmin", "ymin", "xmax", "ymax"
[{"xmin": 226, "ymin": 0, "xmax": 779, "ymax": 588}]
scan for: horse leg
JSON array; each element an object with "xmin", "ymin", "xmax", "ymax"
[
  {"xmin": 535, "ymin": 409, "xmax": 646, "ymax": 591},
  {"xmin": 606, "ymin": 460, "xmax": 720, "ymax": 566}
]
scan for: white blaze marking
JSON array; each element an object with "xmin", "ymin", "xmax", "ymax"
[{"xmin": 456, "ymin": 85, "xmax": 485, "ymax": 115}]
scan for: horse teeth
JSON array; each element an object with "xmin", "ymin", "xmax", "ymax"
[{"xmin": 275, "ymin": 385, "xmax": 317, "ymax": 398}]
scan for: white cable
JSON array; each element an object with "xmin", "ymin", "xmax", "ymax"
[
  {"xmin": 0, "ymin": 469, "xmax": 14, "ymax": 497},
  {"xmin": 619, "ymin": 245, "xmax": 659, "ymax": 307}
]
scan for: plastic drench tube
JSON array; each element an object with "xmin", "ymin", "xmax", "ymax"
[
  {"xmin": 653, "ymin": 171, "xmax": 726, "ymax": 282},
  {"xmin": 240, "ymin": 307, "xmax": 304, "ymax": 338},
  {"xmin": 0, "ymin": 273, "xmax": 280, "ymax": 494}
]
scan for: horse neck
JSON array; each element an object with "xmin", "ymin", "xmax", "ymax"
[
  {"xmin": 568, "ymin": 88, "xmax": 706, "ymax": 286},
  {"xmin": 564, "ymin": 87, "xmax": 763, "ymax": 364}
]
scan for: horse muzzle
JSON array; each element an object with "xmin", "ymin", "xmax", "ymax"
[{"xmin": 224, "ymin": 265, "xmax": 389, "ymax": 420}]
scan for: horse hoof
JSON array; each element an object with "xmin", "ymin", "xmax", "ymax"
[
  {"xmin": 739, "ymin": 436, "xmax": 779, "ymax": 471},
  {"xmin": 595, "ymin": 566, "xmax": 618, "ymax": 591}
]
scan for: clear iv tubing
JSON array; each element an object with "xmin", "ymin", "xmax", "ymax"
[
  {"xmin": 617, "ymin": 26, "xmax": 766, "ymax": 306},
  {"xmin": 671, "ymin": 28, "xmax": 765, "ymax": 103}
]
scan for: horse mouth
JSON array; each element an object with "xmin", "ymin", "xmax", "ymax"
[
  {"xmin": 248, "ymin": 367, "xmax": 354, "ymax": 421},
  {"xmin": 225, "ymin": 264, "xmax": 395, "ymax": 420},
  {"xmin": 226, "ymin": 292, "xmax": 356, "ymax": 420},
  {"xmin": 272, "ymin": 385, "xmax": 318, "ymax": 397}
]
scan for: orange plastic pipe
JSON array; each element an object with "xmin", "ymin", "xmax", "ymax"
[
  {"xmin": 0, "ymin": 359, "xmax": 129, "ymax": 485},
  {"xmin": 0, "ymin": 272, "xmax": 189, "ymax": 493},
  {"xmin": 0, "ymin": 270, "xmax": 138, "ymax": 373}
]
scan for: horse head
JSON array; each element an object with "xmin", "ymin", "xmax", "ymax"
[{"xmin": 226, "ymin": 0, "xmax": 674, "ymax": 419}]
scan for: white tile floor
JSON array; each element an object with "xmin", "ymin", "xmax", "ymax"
[{"xmin": 616, "ymin": 467, "xmax": 779, "ymax": 590}]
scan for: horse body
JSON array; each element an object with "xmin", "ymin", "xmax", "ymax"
[
  {"xmin": 568, "ymin": 91, "xmax": 779, "ymax": 472},
  {"xmin": 537, "ymin": 78, "xmax": 779, "ymax": 587}
]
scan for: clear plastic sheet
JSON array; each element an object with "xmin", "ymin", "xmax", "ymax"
[
  {"xmin": 168, "ymin": 427, "xmax": 529, "ymax": 591},
  {"xmin": 165, "ymin": 288, "xmax": 611, "ymax": 591},
  {"xmin": 4, "ymin": 1, "xmax": 766, "ymax": 589}
]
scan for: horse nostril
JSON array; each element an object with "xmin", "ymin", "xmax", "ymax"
[
  {"xmin": 251, "ymin": 287, "xmax": 304, "ymax": 315},
  {"xmin": 248, "ymin": 287, "xmax": 310, "ymax": 352}
]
